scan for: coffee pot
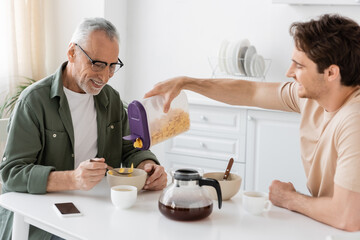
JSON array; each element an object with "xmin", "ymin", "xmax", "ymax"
[{"xmin": 158, "ymin": 169, "xmax": 222, "ymax": 221}]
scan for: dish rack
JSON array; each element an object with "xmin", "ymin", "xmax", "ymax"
[{"xmin": 208, "ymin": 56, "xmax": 271, "ymax": 81}]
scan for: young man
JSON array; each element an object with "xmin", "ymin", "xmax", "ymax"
[
  {"xmin": 0, "ymin": 18, "xmax": 167, "ymax": 239},
  {"xmin": 145, "ymin": 14, "xmax": 360, "ymax": 231}
]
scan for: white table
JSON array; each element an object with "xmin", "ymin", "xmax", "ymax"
[{"xmin": 0, "ymin": 177, "xmax": 357, "ymax": 240}]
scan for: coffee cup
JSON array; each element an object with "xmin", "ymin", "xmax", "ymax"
[
  {"xmin": 242, "ymin": 191, "xmax": 271, "ymax": 215},
  {"xmin": 111, "ymin": 185, "xmax": 137, "ymax": 209}
]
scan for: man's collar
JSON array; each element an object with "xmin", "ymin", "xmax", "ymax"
[
  {"xmin": 50, "ymin": 62, "xmax": 68, "ymax": 99},
  {"xmin": 50, "ymin": 61, "xmax": 109, "ymax": 109}
]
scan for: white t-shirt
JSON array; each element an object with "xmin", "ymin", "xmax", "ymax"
[{"xmin": 63, "ymin": 87, "xmax": 98, "ymax": 168}]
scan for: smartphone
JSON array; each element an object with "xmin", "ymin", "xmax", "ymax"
[{"xmin": 53, "ymin": 202, "xmax": 83, "ymax": 217}]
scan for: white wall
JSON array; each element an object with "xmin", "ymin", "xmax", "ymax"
[
  {"xmin": 104, "ymin": 0, "xmax": 128, "ymax": 97},
  {"xmin": 44, "ymin": 0, "xmax": 105, "ymax": 75}
]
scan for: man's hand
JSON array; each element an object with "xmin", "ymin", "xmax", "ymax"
[
  {"xmin": 137, "ymin": 160, "xmax": 167, "ymax": 190},
  {"xmin": 144, "ymin": 77, "xmax": 187, "ymax": 113},
  {"xmin": 46, "ymin": 158, "xmax": 107, "ymax": 192},
  {"xmin": 269, "ymin": 180, "xmax": 297, "ymax": 209},
  {"xmin": 269, "ymin": 180, "xmax": 360, "ymax": 231},
  {"xmin": 72, "ymin": 158, "xmax": 108, "ymax": 190}
]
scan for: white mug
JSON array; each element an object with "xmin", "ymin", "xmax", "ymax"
[
  {"xmin": 242, "ymin": 191, "xmax": 271, "ymax": 215},
  {"xmin": 111, "ymin": 185, "xmax": 137, "ymax": 209}
]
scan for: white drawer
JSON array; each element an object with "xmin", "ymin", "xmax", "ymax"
[
  {"xmin": 166, "ymin": 131, "xmax": 245, "ymax": 162},
  {"xmin": 189, "ymin": 104, "xmax": 246, "ymax": 134}
]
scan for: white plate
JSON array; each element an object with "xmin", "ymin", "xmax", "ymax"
[
  {"xmin": 244, "ymin": 45, "xmax": 257, "ymax": 76},
  {"xmin": 230, "ymin": 40, "xmax": 244, "ymax": 75},
  {"xmin": 231, "ymin": 41, "xmax": 242, "ymax": 75},
  {"xmin": 218, "ymin": 40, "xmax": 230, "ymax": 73},
  {"xmin": 237, "ymin": 39, "xmax": 250, "ymax": 75},
  {"xmin": 226, "ymin": 41, "xmax": 238, "ymax": 75},
  {"xmin": 250, "ymin": 54, "xmax": 265, "ymax": 78}
]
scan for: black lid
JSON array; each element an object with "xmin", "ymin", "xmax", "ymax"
[{"xmin": 174, "ymin": 169, "xmax": 201, "ymax": 181}]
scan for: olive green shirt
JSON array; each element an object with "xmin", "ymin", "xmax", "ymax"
[{"xmin": 0, "ymin": 62, "xmax": 158, "ymax": 240}]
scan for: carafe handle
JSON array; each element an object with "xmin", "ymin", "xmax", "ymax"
[{"xmin": 199, "ymin": 178, "xmax": 222, "ymax": 209}]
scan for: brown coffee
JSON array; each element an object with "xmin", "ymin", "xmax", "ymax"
[
  {"xmin": 158, "ymin": 202, "xmax": 213, "ymax": 221},
  {"xmin": 244, "ymin": 192, "xmax": 265, "ymax": 198},
  {"xmin": 114, "ymin": 189, "xmax": 132, "ymax": 191}
]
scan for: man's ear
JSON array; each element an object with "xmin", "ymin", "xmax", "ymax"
[
  {"xmin": 67, "ymin": 43, "xmax": 76, "ymax": 63},
  {"xmin": 325, "ymin": 64, "xmax": 340, "ymax": 83}
]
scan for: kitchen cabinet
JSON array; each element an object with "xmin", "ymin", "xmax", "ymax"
[
  {"xmin": 245, "ymin": 109, "xmax": 308, "ymax": 194},
  {"xmin": 165, "ymin": 98, "xmax": 308, "ymax": 194},
  {"xmin": 165, "ymin": 102, "xmax": 246, "ymax": 189},
  {"xmin": 272, "ymin": 0, "xmax": 360, "ymax": 5}
]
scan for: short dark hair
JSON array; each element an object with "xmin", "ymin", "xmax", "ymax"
[{"xmin": 290, "ymin": 14, "xmax": 360, "ymax": 87}]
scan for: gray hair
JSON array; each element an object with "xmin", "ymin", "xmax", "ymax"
[{"xmin": 70, "ymin": 17, "xmax": 119, "ymax": 46}]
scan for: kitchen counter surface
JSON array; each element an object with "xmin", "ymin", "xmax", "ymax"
[{"xmin": 0, "ymin": 177, "xmax": 356, "ymax": 240}]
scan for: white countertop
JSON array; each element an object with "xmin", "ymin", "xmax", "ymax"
[{"xmin": 0, "ymin": 177, "xmax": 357, "ymax": 240}]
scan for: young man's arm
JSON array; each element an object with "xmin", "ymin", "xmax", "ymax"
[
  {"xmin": 269, "ymin": 180, "xmax": 360, "ymax": 231},
  {"xmin": 145, "ymin": 76, "xmax": 288, "ymax": 113}
]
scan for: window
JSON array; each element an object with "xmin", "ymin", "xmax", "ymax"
[{"xmin": 0, "ymin": 1, "xmax": 10, "ymax": 95}]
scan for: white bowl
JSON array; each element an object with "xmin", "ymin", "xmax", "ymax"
[
  {"xmin": 203, "ymin": 172, "xmax": 242, "ymax": 201},
  {"xmin": 107, "ymin": 168, "xmax": 147, "ymax": 191}
]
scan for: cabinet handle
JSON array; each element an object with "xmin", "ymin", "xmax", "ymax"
[
  {"xmin": 199, "ymin": 142, "xmax": 206, "ymax": 148},
  {"xmin": 200, "ymin": 115, "xmax": 207, "ymax": 121},
  {"xmin": 248, "ymin": 115, "xmax": 253, "ymax": 121}
]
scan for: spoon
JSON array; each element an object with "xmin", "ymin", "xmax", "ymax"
[
  {"xmin": 107, "ymin": 168, "xmax": 123, "ymax": 176},
  {"xmin": 223, "ymin": 158, "xmax": 234, "ymax": 180},
  {"xmin": 90, "ymin": 159, "xmax": 133, "ymax": 176}
]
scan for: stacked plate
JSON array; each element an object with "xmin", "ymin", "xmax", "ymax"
[{"xmin": 218, "ymin": 39, "xmax": 266, "ymax": 78}]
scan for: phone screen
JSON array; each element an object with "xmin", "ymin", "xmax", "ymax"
[{"xmin": 54, "ymin": 202, "xmax": 82, "ymax": 217}]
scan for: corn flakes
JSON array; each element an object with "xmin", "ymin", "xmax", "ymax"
[{"xmin": 150, "ymin": 108, "xmax": 190, "ymax": 146}]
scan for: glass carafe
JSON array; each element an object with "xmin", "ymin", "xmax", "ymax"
[{"xmin": 158, "ymin": 169, "xmax": 222, "ymax": 221}]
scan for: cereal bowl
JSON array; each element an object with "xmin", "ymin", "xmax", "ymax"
[
  {"xmin": 107, "ymin": 168, "xmax": 147, "ymax": 191},
  {"xmin": 203, "ymin": 172, "xmax": 242, "ymax": 201}
]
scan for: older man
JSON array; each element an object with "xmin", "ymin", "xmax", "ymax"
[
  {"xmin": 145, "ymin": 14, "xmax": 360, "ymax": 231},
  {"xmin": 0, "ymin": 18, "xmax": 167, "ymax": 240}
]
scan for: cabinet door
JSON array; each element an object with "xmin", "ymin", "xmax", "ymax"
[{"xmin": 245, "ymin": 110, "xmax": 308, "ymax": 194}]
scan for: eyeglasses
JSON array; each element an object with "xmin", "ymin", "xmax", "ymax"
[{"xmin": 75, "ymin": 43, "xmax": 124, "ymax": 74}]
